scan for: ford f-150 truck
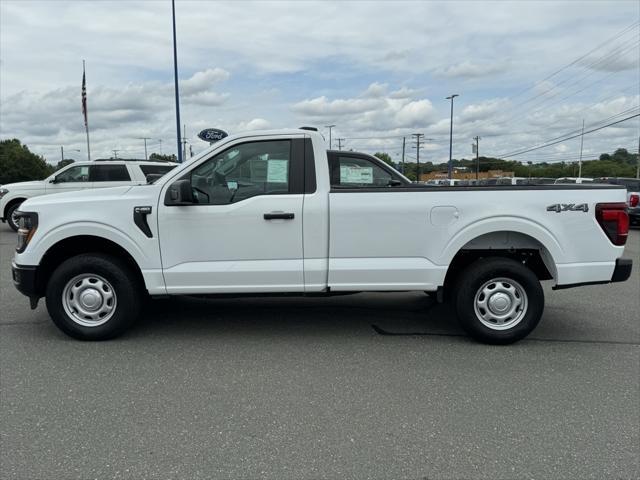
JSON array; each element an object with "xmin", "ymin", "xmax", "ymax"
[{"xmin": 11, "ymin": 128, "xmax": 633, "ymax": 344}]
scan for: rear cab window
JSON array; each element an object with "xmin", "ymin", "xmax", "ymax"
[{"xmin": 328, "ymin": 153, "xmax": 406, "ymax": 188}]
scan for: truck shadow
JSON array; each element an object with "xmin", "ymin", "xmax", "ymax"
[{"xmin": 133, "ymin": 292, "xmax": 467, "ymax": 340}]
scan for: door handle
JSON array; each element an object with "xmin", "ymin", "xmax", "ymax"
[{"xmin": 264, "ymin": 212, "xmax": 295, "ymax": 220}]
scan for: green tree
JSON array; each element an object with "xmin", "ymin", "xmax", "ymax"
[
  {"xmin": 149, "ymin": 153, "xmax": 177, "ymax": 162},
  {"xmin": 374, "ymin": 152, "xmax": 394, "ymax": 166},
  {"xmin": 0, "ymin": 139, "xmax": 54, "ymax": 184},
  {"xmin": 56, "ymin": 159, "xmax": 75, "ymax": 170}
]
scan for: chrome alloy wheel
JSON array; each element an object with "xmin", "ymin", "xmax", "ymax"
[
  {"xmin": 62, "ymin": 274, "xmax": 117, "ymax": 327},
  {"xmin": 10, "ymin": 209, "xmax": 20, "ymax": 228},
  {"xmin": 473, "ymin": 277, "xmax": 528, "ymax": 331}
]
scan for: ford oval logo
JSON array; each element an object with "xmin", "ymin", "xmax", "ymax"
[{"xmin": 198, "ymin": 128, "xmax": 228, "ymax": 143}]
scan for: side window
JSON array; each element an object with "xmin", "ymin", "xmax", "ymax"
[
  {"xmin": 329, "ymin": 155, "xmax": 398, "ymax": 188},
  {"xmin": 189, "ymin": 140, "xmax": 292, "ymax": 205},
  {"xmin": 55, "ymin": 165, "xmax": 89, "ymax": 183},
  {"xmin": 140, "ymin": 165, "xmax": 176, "ymax": 176},
  {"xmin": 90, "ymin": 165, "xmax": 131, "ymax": 182}
]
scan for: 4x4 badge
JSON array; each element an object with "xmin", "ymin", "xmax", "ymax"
[{"xmin": 546, "ymin": 203, "xmax": 589, "ymax": 213}]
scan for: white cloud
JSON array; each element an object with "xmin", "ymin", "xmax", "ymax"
[{"xmin": 434, "ymin": 61, "xmax": 507, "ymax": 79}]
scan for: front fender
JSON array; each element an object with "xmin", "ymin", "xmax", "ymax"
[{"xmin": 16, "ymin": 221, "xmax": 153, "ymax": 270}]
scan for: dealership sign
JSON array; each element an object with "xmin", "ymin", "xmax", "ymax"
[{"xmin": 198, "ymin": 128, "xmax": 228, "ymax": 143}]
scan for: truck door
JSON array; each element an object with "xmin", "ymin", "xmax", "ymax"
[{"xmin": 157, "ymin": 136, "xmax": 306, "ymax": 294}]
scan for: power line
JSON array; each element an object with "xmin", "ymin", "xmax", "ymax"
[
  {"xmin": 498, "ymin": 113, "xmax": 640, "ymax": 158},
  {"xmin": 501, "ymin": 21, "xmax": 639, "ymax": 105}
]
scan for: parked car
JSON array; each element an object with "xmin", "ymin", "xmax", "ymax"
[
  {"xmin": 528, "ymin": 177, "xmax": 557, "ymax": 185},
  {"xmin": 554, "ymin": 177, "xmax": 594, "ymax": 184},
  {"xmin": 0, "ymin": 160, "xmax": 177, "ymax": 231},
  {"xmin": 11, "ymin": 128, "xmax": 632, "ymax": 344},
  {"xmin": 595, "ymin": 177, "xmax": 640, "ymax": 225},
  {"xmin": 496, "ymin": 177, "xmax": 530, "ymax": 185}
]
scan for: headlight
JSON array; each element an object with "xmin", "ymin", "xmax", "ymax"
[
  {"xmin": 15, "ymin": 211, "xmax": 38, "ymax": 253},
  {"xmin": 0, "ymin": 188, "xmax": 8, "ymax": 199}
]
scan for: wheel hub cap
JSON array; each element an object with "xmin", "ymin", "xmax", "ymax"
[
  {"xmin": 79, "ymin": 288, "xmax": 103, "ymax": 311},
  {"xmin": 488, "ymin": 292, "xmax": 511, "ymax": 314},
  {"xmin": 473, "ymin": 277, "xmax": 528, "ymax": 331},
  {"xmin": 62, "ymin": 274, "xmax": 117, "ymax": 327}
]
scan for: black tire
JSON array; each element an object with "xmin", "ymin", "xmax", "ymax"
[
  {"xmin": 45, "ymin": 253, "xmax": 141, "ymax": 340},
  {"xmin": 454, "ymin": 257, "xmax": 544, "ymax": 345},
  {"xmin": 6, "ymin": 201, "xmax": 22, "ymax": 231}
]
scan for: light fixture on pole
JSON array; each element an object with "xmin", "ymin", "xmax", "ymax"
[{"xmin": 446, "ymin": 94, "xmax": 459, "ymax": 179}]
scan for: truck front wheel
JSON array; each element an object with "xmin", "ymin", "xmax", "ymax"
[
  {"xmin": 45, "ymin": 254, "xmax": 141, "ymax": 340},
  {"xmin": 454, "ymin": 257, "xmax": 544, "ymax": 344}
]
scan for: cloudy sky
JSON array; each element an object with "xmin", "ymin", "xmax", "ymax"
[{"xmin": 1, "ymin": 0, "xmax": 638, "ymax": 165}]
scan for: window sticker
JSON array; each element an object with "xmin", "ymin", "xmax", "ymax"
[
  {"xmin": 267, "ymin": 159, "xmax": 288, "ymax": 183},
  {"xmin": 340, "ymin": 165, "xmax": 373, "ymax": 184},
  {"xmin": 227, "ymin": 181, "xmax": 238, "ymax": 190}
]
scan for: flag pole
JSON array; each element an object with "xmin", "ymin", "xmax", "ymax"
[
  {"xmin": 82, "ymin": 60, "xmax": 92, "ymax": 161},
  {"xmin": 171, "ymin": 0, "xmax": 183, "ymax": 163}
]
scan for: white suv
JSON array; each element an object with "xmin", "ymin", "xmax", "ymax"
[{"xmin": 0, "ymin": 160, "xmax": 177, "ymax": 230}]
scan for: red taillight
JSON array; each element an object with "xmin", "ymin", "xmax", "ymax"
[
  {"xmin": 630, "ymin": 194, "xmax": 639, "ymax": 208},
  {"xmin": 595, "ymin": 202, "xmax": 629, "ymax": 246}
]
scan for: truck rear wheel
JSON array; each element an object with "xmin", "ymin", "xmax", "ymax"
[
  {"xmin": 454, "ymin": 257, "xmax": 544, "ymax": 344},
  {"xmin": 45, "ymin": 253, "xmax": 141, "ymax": 340}
]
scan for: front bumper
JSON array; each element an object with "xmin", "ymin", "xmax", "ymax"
[{"xmin": 11, "ymin": 262, "xmax": 39, "ymax": 298}]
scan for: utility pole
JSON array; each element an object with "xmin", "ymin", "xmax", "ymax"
[
  {"xmin": 637, "ymin": 135, "xmax": 640, "ymax": 179},
  {"xmin": 337, "ymin": 138, "xmax": 345, "ymax": 151},
  {"xmin": 158, "ymin": 139, "xmax": 163, "ymax": 155},
  {"xmin": 473, "ymin": 136, "xmax": 481, "ymax": 180},
  {"xmin": 578, "ymin": 119, "xmax": 585, "ymax": 179},
  {"xmin": 446, "ymin": 94, "xmax": 459, "ymax": 179},
  {"xmin": 412, "ymin": 133, "xmax": 425, "ymax": 181},
  {"xmin": 112, "ymin": 149, "xmax": 120, "ymax": 159},
  {"xmin": 182, "ymin": 124, "xmax": 187, "ymax": 162},
  {"xmin": 171, "ymin": 0, "xmax": 183, "ymax": 163},
  {"xmin": 401, "ymin": 136, "xmax": 406, "ymax": 174},
  {"xmin": 325, "ymin": 125, "xmax": 336, "ymax": 149},
  {"xmin": 138, "ymin": 137, "xmax": 151, "ymax": 160},
  {"xmin": 61, "ymin": 146, "xmax": 80, "ymax": 162}
]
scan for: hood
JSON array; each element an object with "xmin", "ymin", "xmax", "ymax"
[
  {"xmin": 21, "ymin": 185, "xmax": 135, "ymax": 209},
  {"xmin": 1, "ymin": 180, "xmax": 47, "ymax": 191}
]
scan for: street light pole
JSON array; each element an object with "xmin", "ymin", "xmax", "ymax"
[
  {"xmin": 325, "ymin": 125, "xmax": 336, "ymax": 149},
  {"xmin": 171, "ymin": 0, "xmax": 183, "ymax": 163},
  {"xmin": 473, "ymin": 136, "xmax": 480, "ymax": 180},
  {"xmin": 412, "ymin": 133, "xmax": 425, "ymax": 181},
  {"xmin": 578, "ymin": 119, "xmax": 585, "ymax": 179},
  {"xmin": 446, "ymin": 94, "xmax": 459, "ymax": 179}
]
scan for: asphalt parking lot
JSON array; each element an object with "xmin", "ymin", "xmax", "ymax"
[{"xmin": 1, "ymin": 224, "xmax": 638, "ymax": 480}]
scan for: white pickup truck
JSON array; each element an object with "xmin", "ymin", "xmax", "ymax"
[{"xmin": 11, "ymin": 128, "xmax": 632, "ymax": 344}]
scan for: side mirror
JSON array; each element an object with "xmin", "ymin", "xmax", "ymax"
[
  {"xmin": 49, "ymin": 177, "xmax": 58, "ymax": 184},
  {"xmin": 388, "ymin": 179, "xmax": 403, "ymax": 186},
  {"xmin": 165, "ymin": 178, "xmax": 194, "ymax": 205}
]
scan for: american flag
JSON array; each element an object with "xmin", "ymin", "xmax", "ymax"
[{"xmin": 81, "ymin": 66, "xmax": 88, "ymax": 128}]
